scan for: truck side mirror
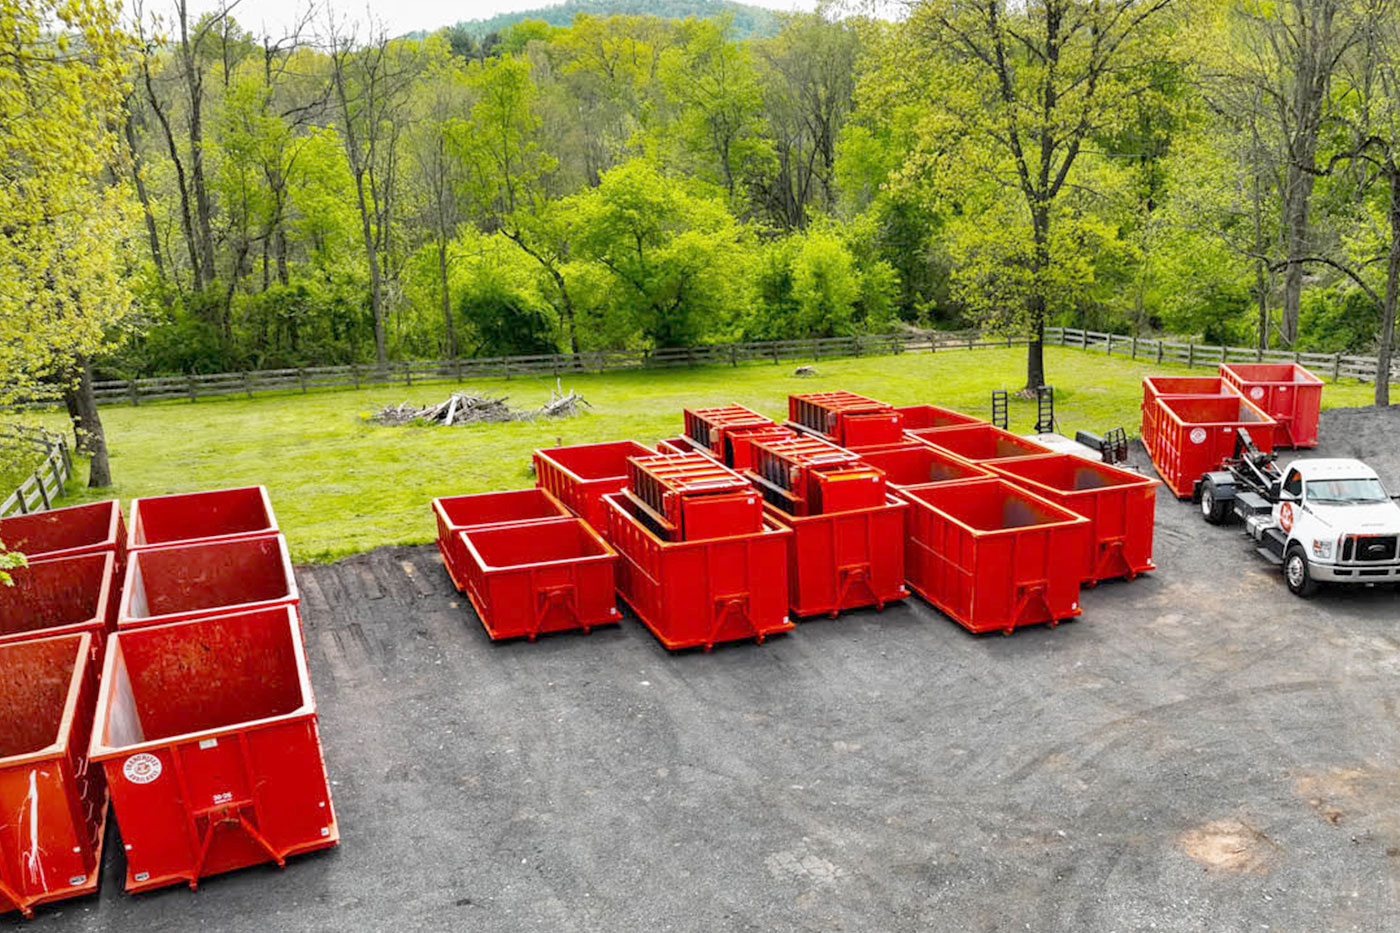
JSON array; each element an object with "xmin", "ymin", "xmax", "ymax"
[{"xmin": 1278, "ymin": 490, "xmax": 1298, "ymax": 502}]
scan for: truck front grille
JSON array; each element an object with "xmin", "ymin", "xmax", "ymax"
[{"xmin": 1343, "ymin": 535, "xmax": 1398, "ymax": 563}]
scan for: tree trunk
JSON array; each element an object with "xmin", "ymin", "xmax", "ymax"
[
  {"xmin": 438, "ymin": 236, "xmax": 455, "ymax": 358},
  {"xmin": 1280, "ymin": 162, "xmax": 1315, "ymax": 345},
  {"xmin": 62, "ymin": 358, "xmax": 111, "ymax": 489},
  {"xmin": 1253, "ymin": 174, "xmax": 1269, "ymax": 349},
  {"xmin": 124, "ymin": 110, "xmax": 164, "ymax": 278},
  {"xmin": 1377, "ymin": 169, "xmax": 1400, "ymax": 407},
  {"xmin": 1025, "ymin": 209, "xmax": 1050, "ymax": 391},
  {"xmin": 180, "ymin": 1, "xmax": 217, "ymax": 284}
]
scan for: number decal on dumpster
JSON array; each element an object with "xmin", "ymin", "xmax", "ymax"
[
  {"xmin": 123, "ymin": 753, "xmax": 162, "ymax": 784},
  {"xmin": 1189, "ymin": 427, "xmax": 1207, "ymax": 444},
  {"xmin": 1250, "ymin": 387, "xmax": 1265, "ymax": 400}
]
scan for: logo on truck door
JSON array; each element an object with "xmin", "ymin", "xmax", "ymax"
[
  {"xmin": 123, "ymin": 753, "xmax": 162, "ymax": 784},
  {"xmin": 1279, "ymin": 502, "xmax": 1294, "ymax": 532}
]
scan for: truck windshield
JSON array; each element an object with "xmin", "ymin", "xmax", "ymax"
[{"xmin": 1307, "ymin": 478, "xmax": 1390, "ymax": 505}]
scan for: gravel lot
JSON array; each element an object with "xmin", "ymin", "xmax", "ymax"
[{"xmin": 17, "ymin": 406, "xmax": 1400, "ymax": 932}]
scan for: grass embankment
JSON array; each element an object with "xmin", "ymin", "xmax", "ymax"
[{"xmin": 38, "ymin": 347, "xmax": 1381, "ymax": 561}]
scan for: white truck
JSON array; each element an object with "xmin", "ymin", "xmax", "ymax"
[{"xmin": 1195, "ymin": 434, "xmax": 1400, "ymax": 596}]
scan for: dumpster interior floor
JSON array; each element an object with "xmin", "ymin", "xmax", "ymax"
[{"xmin": 26, "ymin": 406, "xmax": 1400, "ymax": 932}]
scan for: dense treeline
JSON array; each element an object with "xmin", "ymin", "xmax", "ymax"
[{"xmin": 11, "ymin": 0, "xmax": 1400, "ymax": 411}]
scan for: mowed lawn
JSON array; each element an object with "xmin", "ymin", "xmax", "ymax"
[{"xmin": 36, "ymin": 346, "xmax": 1382, "ymax": 561}]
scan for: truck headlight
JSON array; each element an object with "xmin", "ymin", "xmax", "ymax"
[{"xmin": 1312, "ymin": 538, "xmax": 1335, "ymax": 559}]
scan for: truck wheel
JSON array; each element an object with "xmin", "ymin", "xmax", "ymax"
[
  {"xmin": 1200, "ymin": 479, "xmax": 1229, "ymax": 525},
  {"xmin": 1284, "ymin": 545, "xmax": 1319, "ymax": 598}
]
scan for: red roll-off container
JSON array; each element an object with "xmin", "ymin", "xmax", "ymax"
[
  {"xmin": 0, "ymin": 500, "xmax": 125, "ymax": 571},
  {"xmin": 683, "ymin": 405, "xmax": 775, "ymax": 453},
  {"xmin": 722, "ymin": 425, "xmax": 797, "ymax": 469},
  {"xmin": 90, "ymin": 607, "xmax": 338, "ymax": 894},
  {"xmin": 0, "ymin": 552, "xmax": 116, "ymax": 653},
  {"xmin": 901, "ymin": 478, "xmax": 1089, "ymax": 635},
  {"xmin": 914, "ymin": 423, "xmax": 1054, "ymax": 464},
  {"xmin": 656, "ymin": 436, "xmax": 719, "ymax": 459},
  {"xmin": 1219, "ymin": 362, "xmax": 1324, "ymax": 448},
  {"xmin": 0, "ymin": 633, "xmax": 107, "ymax": 919},
  {"xmin": 455, "ymin": 518, "xmax": 621, "ymax": 641},
  {"xmin": 128, "ymin": 486, "xmax": 278, "ymax": 551},
  {"xmin": 603, "ymin": 493, "xmax": 793, "ymax": 651},
  {"xmin": 432, "ymin": 488, "xmax": 573, "ymax": 592},
  {"xmin": 857, "ymin": 444, "xmax": 993, "ymax": 489},
  {"xmin": 987, "ymin": 454, "xmax": 1158, "ymax": 584},
  {"xmin": 119, "ymin": 535, "xmax": 298, "ymax": 630},
  {"xmin": 1139, "ymin": 376, "xmax": 1236, "ymax": 457},
  {"xmin": 1148, "ymin": 395, "xmax": 1277, "ymax": 498},
  {"xmin": 895, "ymin": 404, "xmax": 987, "ymax": 435},
  {"xmin": 788, "ymin": 391, "xmax": 904, "ymax": 448},
  {"xmin": 533, "ymin": 440, "xmax": 657, "ymax": 536},
  {"xmin": 626, "ymin": 454, "xmax": 762, "ymax": 540},
  {"xmin": 765, "ymin": 498, "xmax": 909, "ymax": 618}
]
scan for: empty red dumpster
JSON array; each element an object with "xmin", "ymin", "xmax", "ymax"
[
  {"xmin": 896, "ymin": 404, "xmax": 986, "ymax": 435},
  {"xmin": 987, "ymin": 454, "xmax": 1158, "ymax": 584},
  {"xmin": 0, "ymin": 552, "xmax": 117, "ymax": 651},
  {"xmin": 0, "ymin": 500, "xmax": 125, "ymax": 570},
  {"xmin": 1149, "ymin": 395, "xmax": 1277, "ymax": 498},
  {"xmin": 858, "ymin": 444, "xmax": 993, "ymax": 490},
  {"xmin": 456, "ymin": 518, "xmax": 620, "ymax": 641},
  {"xmin": 902, "ymin": 478, "xmax": 1088, "ymax": 634},
  {"xmin": 914, "ymin": 423, "xmax": 1054, "ymax": 464},
  {"xmin": 604, "ymin": 493, "xmax": 793, "ymax": 650},
  {"xmin": 433, "ymin": 488, "xmax": 573, "ymax": 592},
  {"xmin": 1219, "ymin": 362, "xmax": 1324, "ymax": 448},
  {"xmin": 119, "ymin": 535, "xmax": 298, "ymax": 630},
  {"xmin": 789, "ymin": 391, "xmax": 904, "ymax": 448},
  {"xmin": 90, "ymin": 607, "xmax": 337, "ymax": 894},
  {"xmin": 0, "ymin": 632, "xmax": 107, "ymax": 919},
  {"xmin": 1140, "ymin": 376, "xmax": 1236, "ymax": 457},
  {"xmin": 534, "ymin": 440, "xmax": 657, "ymax": 535},
  {"xmin": 128, "ymin": 486, "xmax": 277, "ymax": 550},
  {"xmin": 766, "ymin": 499, "xmax": 909, "ymax": 618}
]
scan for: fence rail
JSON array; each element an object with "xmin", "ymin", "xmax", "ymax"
[
  {"xmin": 19, "ymin": 325, "xmax": 1395, "ymax": 411},
  {"xmin": 0, "ymin": 425, "xmax": 73, "ymax": 518}
]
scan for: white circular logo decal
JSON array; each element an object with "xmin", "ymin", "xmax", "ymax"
[
  {"xmin": 123, "ymin": 753, "xmax": 162, "ymax": 784},
  {"xmin": 1189, "ymin": 427, "xmax": 1207, "ymax": 444},
  {"xmin": 1250, "ymin": 387, "xmax": 1265, "ymax": 400}
]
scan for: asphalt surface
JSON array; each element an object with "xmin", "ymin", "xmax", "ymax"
[{"xmin": 15, "ymin": 407, "xmax": 1400, "ymax": 932}]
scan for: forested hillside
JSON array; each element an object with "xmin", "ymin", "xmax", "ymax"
[
  {"xmin": 450, "ymin": 0, "xmax": 780, "ymax": 40},
  {"xmin": 5, "ymin": 0, "xmax": 1399, "ymax": 410}
]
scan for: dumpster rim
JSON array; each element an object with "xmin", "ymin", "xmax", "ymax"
[
  {"xmin": 0, "ymin": 630, "xmax": 93, "ymax": 770},
  {"xmin": 758, "ymin": 494, "xmax": 909, "ymax": 527},
  {"xmin": 118, "ymin": 533, "xmax": 299, "ymax": 628},
  {"xmin": 898, "ymin": 477, "xmax": 1092, "ymax": 537},
  {"xmin": 431, "ymin": 486, "xmax": 572, "ymax": 533},
  {"xmin": 455, "ymin": 516, "xmax": 619, "ymax": 572},
  {"xmin": 88, "ymin": 605, "xmax": 315, "ymax": 763},
  {"xmin": 1218, "ymin": 361, "xmax": 1325, "ymax": 386},
  {"xmin": 0, "ymin": 499, "xmax": 123, "ymax": 563},
  {"xmin": 127, "ymin": 484, "xmax": 278, "ymax": 551},
  {"xmin": 0, "ymin": 550, "xmax": 115, "ymax": 647},
  {"xmin": 985, "ymin": 452, "xmax": 1161, "ymax": 497},
  {"xmin": 533, "ymin": 439, "xmax": 658, "ymax": 486},
  {"xmin": 1155, "ymin": 394, "xmax": 1278, "ymax": 428},
  {"xmin": 601, "ymin": 491, "xmax": 794, "ymax": 549}
]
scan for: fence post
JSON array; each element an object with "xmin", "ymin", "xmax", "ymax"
[
  {"xmin": 1131, "ymin": 336, "xmax": 1138, "ymax": 359},
  {"xmin": 1187, "ymin": 342, "xmax": 1195, "ymax": 369},
  {"xmin": 1156, "ymin": 341, "xmax": 1163, "ymax": 364},
  {"xmin": 187, "ymin": 375, "xmax": 197, "ymax": 403},
  {"xmin": 968, "ymin": 333, "xmax": 975, "ymax": 350},
  {"xmin": 813, "ymin": 339, "xmax": 820, "ymax": 360},
  {"xmin": 50, "ymin": 447, "xmax": 65, "ymax": 496},
  {"xmin": 244, "ymin": 371, "xmax": 253, "ymax": 399},
  {"xmin": 1220, "ymin": 345, "xmax": 1227, "ymax": 363},
  {"xmin": 1256, "ymin": 345, "xmax": 1264, "ymax": 362},
  {"xmin": 300, "ymin": 368, "xmax": 308, "ymax": 393},
  {"xmin": 34, "ymin": 469, "xmax": 50, "ymax": 509},
  {"xmin": 1333, "ymin": 352, "xmax": 1342, "ymax": 382},
  {"xmin": 730, "ymin": 346, "xmax": 738, "ymax": 367},
  {"xmin": 1106, "ymin": 334, "xmax": 1114, "ymax": 356},
  {"xmin": 128, "ymin": 381, "xmax": 139, "ymax": 407}
]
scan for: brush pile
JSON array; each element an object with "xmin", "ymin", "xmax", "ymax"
[{"xmin": 371, "ymin": 384, "xmax": 588, "ymax": 427}]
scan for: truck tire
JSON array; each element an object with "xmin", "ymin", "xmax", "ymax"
[
  {"xmin": 1200, "ymin": 479, "xmax": 1229, "ymax": 525},
  {"xmin": 1284, "ymin": 545, "xmax": 1319, "ymax": 598}
]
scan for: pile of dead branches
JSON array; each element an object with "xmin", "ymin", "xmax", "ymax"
[{"xmin": 370, "ymin": 383, "xmax": 588, "ymax": 427}]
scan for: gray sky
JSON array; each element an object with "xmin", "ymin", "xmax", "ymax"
[{"xmin": 187, "ymin": 0, "xmax": 816, "ymax": 40}]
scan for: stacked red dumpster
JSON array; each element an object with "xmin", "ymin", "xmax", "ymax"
[
  {"xmin": 1220, "ymin": 362, "xmax": 1323, "ymax": 448},
  {"xmin": 682, "ymin": 404, "xmax": 795, "ymax": 468},
  {"xmin": 789, "ymin": 391, "xmax": 905, "ymax": 450},
  {"xmin": 1139, "ymin": 376, "xmax": 1235, "ymax": 459},
  {"xmin": 624, "ymin": 454, "xmax": 763, "ymax": 541}
]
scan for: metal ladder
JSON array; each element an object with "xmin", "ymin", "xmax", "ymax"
[
  {"xmin": 1034, "ymin": 386, "xmax": 1055, "ymax": 434},
  {"xmin": 991, "ymin": 390, "xmax": 1008, "ymax": 430}
]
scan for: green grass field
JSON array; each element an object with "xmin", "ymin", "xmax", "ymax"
[{"xmin": 30, "ymin": 346, "xmax": 1383, "ymax": 561}]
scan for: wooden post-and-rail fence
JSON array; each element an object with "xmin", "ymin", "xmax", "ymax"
[{"xmin": 0, "ymin": 425, "xmax": 73, "ymax": 519}]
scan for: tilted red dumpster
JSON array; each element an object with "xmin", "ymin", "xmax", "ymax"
[
  {"xmin": 896, "ymin": 404, "xmax": 986, "ymax": 435},
  {"xmin": 0, "ymin": 633, "xmax": 107, "ymax": 919},
  {"xmin": 1219, "ymin": 362, "xmax": 1324, "ymax": 448},
  {"xmin": 0, "ymin": 500, "xmax": 125, "ymax": 571},
  {"xmin": 128, "ymin": 486, "xmax": 277, "ymax": 550},
  {"xmin": 914, "ymin": 423, "xmax": 1054, "ymax": 464},
  {"xmin": 765, "ymin": 499, "xmax": 909, "ymax": 618},
  {"xmin": 901, "ymin": 478, "xmax": 1089, "ymax": 635},
  {"xmin": 604, "ymin": 493, "xmax": 793, "ymax": 650},
  {"xmin": 683, "ymin": 405, "xmax": 775, "ymax": 455},
  {"xmin": 1149, "ymin": 395, "xmax": 1277, "ymax": 498},
  {"xmin": 0, "ymin": 552, "xmax": 116, "ymax": 652},
  {"xmin": 90, "ymin": 607, "xmax": 337, "ymax": 894},
  {"xmin": 987, "ymin": 454, "xmax": 1158, "ymax": 584},
  {"xmin": 789, "ymin": 391, "xmax": 904, "ymax": 448},
  {"xmin": 857, "ymin": 444, "xmax": 993, "ymax": 490},
  {"xmin": 119, "ymin": 535, "xmax": 298, "ymax": 630},
  {"xmin": 456, "ymin": 518, "xmax": 621, "ymax": 641},
  {"xmin": 626, "ymin": 453, "xmax": 762, "ymax": 541},
  {"xmin": 533, "ymin": 440, "xmax": 656, "ymax": 536},
  {"xmin": 433, "ymin": 488, "xmax": 573, "ymax": 592},
  {"xmin": 1140, "ymin": 376, "xmax": 1236, "ymax": 457}
]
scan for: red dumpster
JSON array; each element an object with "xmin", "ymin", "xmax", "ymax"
[
  {"xmin": 1219, "ymin": 362, "xmax": 1324, "ymax": 448},
  {"xmin": 626, "ymin": 453, "xmax": 762, "ymax": 541},
  {"xmin": 656, "ymin": 436, "xmax": 719, "ymax": 459},
  {"xmin": 90, "ymin": 607, "xmax": 337, "ymax": 894},
  {"xmin": 914, "ymin": 423, "xmax": 1054, "ymax": 464},
  {"xmin": 456, "ymin": 518, "xmax": 621, "ymax": 641},
  {"xmin": 765, "ymin": 499, "xmax": 908, "ymax": 618},
  {"xmin": 0, "ymin": 552, "xmax": 116, "ymax": 652},
  {"xmin": 128, "ymin": 486, "xmax": 277, "ymax": 550},
  {"xmin": 0, "ymin": 500, "xmax": 125, "ymax": 570},
  {"xmin": 1149, "ymin": 395, "xmax": 1277, "ymax": 498},
  {"xmin": 119, "ymin": 535, "xmax": 298, "ymax": 630},
  {"xmin": 901, "ymin": 478, "xmax": 1088, "ymax": 634},
  {"xmin": 534, "ymin": 440, "xmax": 657, "ymax": 536},
  {"xmin": 720, "ymin": 424, "xmax": 797, "ymax": 469},
  {"xmin": 749, "ymin": 434, "xmax": 885, "ymax": 515},
  {"xmin": 857, "ymin": 444, "xmax": 993, "ymax": 490},
  {"xmin": 896, "ymin": 404, "xmax": 986, "ymax": 435},
  {"xmin": 987, "ymin": 454, "xmax": 1158, "ymax": 584},
  {"xmin": 0, "ymin": 632, "xmax": 107, "ymax": 919},
  {"xmin": 789, "ymin": 391, "xmax": 904, "ymax": 448},
  {"xmin": 433, "ymin": 488, "xmax": 573, "ymax": 592},
  {"xmin": 1140, "ymin": 376, "xmax": 1236, "ymax": 457},
  {"xmin": 683, "ymin": 405, "xmax": 775, "ymax": 453},
  {"xmin": 604, "ymin": 493, "xmax": 793, "ymax": 650}
]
